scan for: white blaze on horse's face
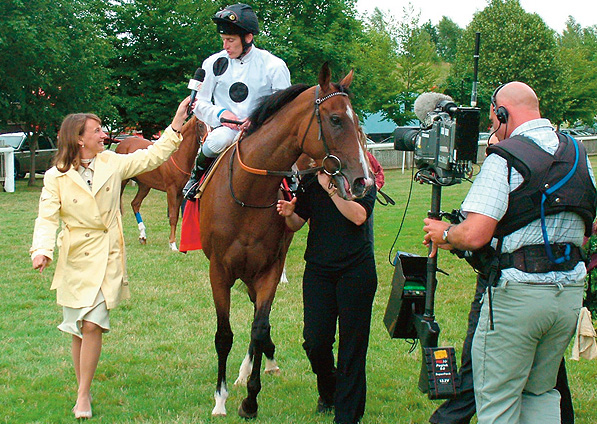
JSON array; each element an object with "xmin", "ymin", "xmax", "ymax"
[
  {"xmin": 358, "ymin": 145, "xmax": 370, "ymax": 183},
  {"xmin": 346, "ymin": 104, "xmax": 356, "ymax": 124}
]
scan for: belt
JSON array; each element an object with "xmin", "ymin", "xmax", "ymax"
[{"xmin": 499, "ymin": 243, "xmax": 583, "ymax": 273}]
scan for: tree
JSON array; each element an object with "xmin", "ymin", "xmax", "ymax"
[
  {"xmin": 107, "ymin": 0, "xmax": 216, "ymax": 139},
  {"xmin": 558, "ymin": 18, "xmax": 597, "ymax": 126},
  {"xmin": 436, "ymin": 17, "xmax": 463, "ymax": 63},
  {"xmin": 386, "ymin": 5, "xmax": 440, "ymax": 125},
  {"xmin": 253, "ymin": 0, "xmax": 400, "ymax": 117},
  {"xmin": 349, "ymin": 8, "xmax": 400, "ymax": 121},
  {"xmin": 0, "ymin": 0, "xmax": 115, "ymax": 184},
  {"xmin": 446, "ymin": 0, "xmax": 566, "ymax": 129}
]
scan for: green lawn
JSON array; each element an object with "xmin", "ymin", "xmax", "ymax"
[{"xmin": 1, "ymin": 166, "xmax": 596, "ymax": 423}]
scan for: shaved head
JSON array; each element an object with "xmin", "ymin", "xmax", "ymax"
[
  {"xmin": 495, "ymin": 81, "xmax": 540, "ymax": 115},
  {"xmin": 491, "ymin": 81, "xmax": 542, "ymax": 140}
]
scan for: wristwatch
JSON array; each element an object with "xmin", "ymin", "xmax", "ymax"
[{"xmin": 442, "ymin": 225, "xmax": 454, "ymax": 243}]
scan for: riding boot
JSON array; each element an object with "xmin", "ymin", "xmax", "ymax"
[{"xmin": 183, "ymin": 149, "xmax": 215, "ymax": 200}]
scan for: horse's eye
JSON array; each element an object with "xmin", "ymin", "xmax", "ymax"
[{"xmin": 330, "ymin": 115, "xmax": 342, "ymax": 126}]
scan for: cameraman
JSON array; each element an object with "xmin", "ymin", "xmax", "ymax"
[{"xmin": 423, "ymin": 81, "xmax": 596, "ymax": 424}]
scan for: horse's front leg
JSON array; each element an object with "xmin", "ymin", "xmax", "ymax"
[
  {"xmin": 238, "ymin": 305, "xmax": 274, "ymax": 419},
  {"xmin": 212, "ymin": 283, "xmax": 234, "ymax": 416},
  {"xmin": 235, "ymin": 314, "xmax": 279, "ymax": 387}
]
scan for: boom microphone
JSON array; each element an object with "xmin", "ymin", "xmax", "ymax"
[
  {"xmin": 187, "ymin": 67, "xmax": 205, "ymax": 115},
  {"xmin": 414, "ymin": 92, "xmax": 454, "ymax": 122}
]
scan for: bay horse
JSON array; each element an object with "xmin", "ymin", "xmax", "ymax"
[
  {"xmin": 115, "ymin": 116, "xmax": 207, "ymax": 250},
  {"xmin": 199, "ymin": 62, "xmax": 372, "ymax": 418}
]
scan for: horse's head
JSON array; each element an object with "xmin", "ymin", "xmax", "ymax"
[{"xmin": 301, "ymin": 63, "xmax": 373, "ymax": 200}]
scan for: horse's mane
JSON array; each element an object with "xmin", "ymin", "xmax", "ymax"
[
  {"xmin": 245, "ymin": 82, "xmax": 353, "ymax": 136},
  {"xmin": 245, "ymin": 84, "xmax": 309, "ymax": 136}
]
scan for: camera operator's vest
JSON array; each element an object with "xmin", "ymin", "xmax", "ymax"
[{"xmin": 486, "ymin": 133, "xmax": 596, "ymax": 238}]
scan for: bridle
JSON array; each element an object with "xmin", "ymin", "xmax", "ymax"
[
  {"xmin": 230, "ymin": 85, "xmax": 349, "ymax": 208},
  {"xmin": 169, "ymin": 119, "xmax": 206, "ymax": 177}
]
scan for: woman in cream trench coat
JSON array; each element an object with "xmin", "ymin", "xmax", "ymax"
[{"xmin": 30, "ymin": 97, "xmax": 192, "ymax": 419}]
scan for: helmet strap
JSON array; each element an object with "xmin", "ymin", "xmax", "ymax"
[{"xmin": 239, "ymin": 33, "xmax": 253, "ymax": 59}]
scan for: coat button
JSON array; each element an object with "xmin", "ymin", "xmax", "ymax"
[
  {"xmin": 84, "ymin": 252, "xmax": 90, "ymax": 256},
  {"xmin": 103, "ymin": 230, "xmax": 108, "ymax": 233},
  {"xmin": 85, "ymin": 233, "xmax": 90, "ymax": 237},
  {"xmin": 106, "ymin": 187, "xmax": 110, "ymax": 191},
  {"xmin": 73, "ymin": 199, "xmax": 78, "ymax": 203}
]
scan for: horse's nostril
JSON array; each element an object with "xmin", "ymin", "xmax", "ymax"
[{"xmin": 352, "ymin": 178, "xmax": 367, "ymax": 198}]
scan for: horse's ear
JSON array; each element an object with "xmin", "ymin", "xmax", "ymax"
[
  {"xmin": 318, "ymin": 62, "xmax": 331, "ymax": 90},
  {"xmin": 340, "ymin": 70, "xmax": 354, "ymax": 88}
]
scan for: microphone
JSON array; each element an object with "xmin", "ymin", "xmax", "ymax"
[
  {"xmin": 414, "ymin": 92, "xmax": 454, "ymax": 122},
  {"xmin": 187, "ymin": 67, "xmax": 205, "ymax": 115},
  {"xmin": 220, "ymin": 117, "xmax": 244, "ymax": 125}
]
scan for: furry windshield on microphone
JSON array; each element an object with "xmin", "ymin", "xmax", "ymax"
[{"xmin": 413, "ymin": 92, "xmax": 454, "ymax": 123}]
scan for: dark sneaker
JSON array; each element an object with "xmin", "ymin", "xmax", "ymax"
[
  {"xmin": 183, "ymin": 178, "xmax": 199, "ymax": 200},
  {"xmin": 316, "ymin": 397, "xmax": 334, "ymax": 414}
]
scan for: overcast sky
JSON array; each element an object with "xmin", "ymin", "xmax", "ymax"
[{"xmin": 356, "ymin": 0, "xmax": 597, "ymax": 34}]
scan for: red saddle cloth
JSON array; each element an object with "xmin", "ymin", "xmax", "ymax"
[{"xmin": 179, "ymin": 199, "xmax": 202, "ymax": 252}]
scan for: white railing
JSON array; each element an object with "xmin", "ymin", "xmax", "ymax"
[
  {"xmin": 368, "ymin": 135, "xmax": 597, "ymax": 170},
  {"xmin": 0, "ymin": 146, "xmax": 15, "ymax": 192}
]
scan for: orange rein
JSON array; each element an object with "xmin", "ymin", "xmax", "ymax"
[{"xmin": 169, "ymin": 125, "xmax": 208, "ymax": 177}]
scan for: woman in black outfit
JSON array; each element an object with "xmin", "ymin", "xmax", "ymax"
[{"xmin": 277, "ymin": 171, "xmax": 377, "ymax": 424}]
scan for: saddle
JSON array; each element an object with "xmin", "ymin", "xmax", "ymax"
[
  {"xmin": 194, "ymin": 134, "xmax": 297, "ymax": 202},
  {"xmin": 194, "ymin": 142, "xmax": 236, "ymax": 200}
]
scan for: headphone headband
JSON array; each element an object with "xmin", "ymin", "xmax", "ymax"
[{"xmin": 491, "ymin": 83, "xmax": 509, "ymax": 124}]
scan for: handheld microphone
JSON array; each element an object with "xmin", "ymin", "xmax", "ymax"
[
  {"xmin": 187, "ymin": 67, "xmax": 205, "ymax": 115},
  {"xmin": 220, "ymin": 117, "xmax": 244, "ymax": 126}
]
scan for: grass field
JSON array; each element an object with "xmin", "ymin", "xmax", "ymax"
[{"xmin": 1, "ymin": 166, "xmax": 596, "ymax": 423}]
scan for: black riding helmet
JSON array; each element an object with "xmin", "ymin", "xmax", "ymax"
[
  {"xmin": 212, "ymin": 3, "xmax": 260, "ymax": 36},
  {"xmin": 213, "ymin": 4, "xmax": 259, "ymax": 58}
]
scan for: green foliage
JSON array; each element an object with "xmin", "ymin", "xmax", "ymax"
[
  {"xmin": 3, "ymin": 0, "xmax": 596, "ymax": 143},
  {"xmin": 436, "ymin": 17, "xmax": 463, "ymax": 63},
  {"xmin": 0, "ymin": 0, "xmax": 115, "ymax": 181},
  {"xmin": 360, "ymin": 6, "xmax": 440, "ymax": 125},
  {"xmin": 445, "ymin": 0, "xmax": 566, "ymax": 129},
  {"xmin": 583, "ymin": 230, "xmax": 597, "ymax": 317},
  {"xmin": 558, "ymin": 19, "xmax": 597, "ymax": 127},
  {"xmin": 353, "ymin": 8, "xmax": 401, "ymax": 120},
  {"xmin": 107, "ymin": 0, "xmax": 217, "ymax": 139}
]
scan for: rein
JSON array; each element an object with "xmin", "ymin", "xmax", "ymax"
[
  {"xmin": 168, "ymin": 119, "xmax": 205, "ymax": 177},
  {"xmin": 230, "ymin": 85, "xmax": 349, "ymax": 208}
]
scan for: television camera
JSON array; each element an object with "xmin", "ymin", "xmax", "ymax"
[
  {"xmin": 393, "ymin": 93, "xmax": 480, "ymax": 186},
  {"xmin": 384, "ymin": 33, "xmax": 482, "ymax": 400}
]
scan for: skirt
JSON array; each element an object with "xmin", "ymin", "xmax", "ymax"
[{"xmin": 58, "ymin": 289, "xmax": 110, "ymax": 338}]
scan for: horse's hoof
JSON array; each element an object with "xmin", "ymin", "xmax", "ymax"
[
  {"xmin": 234, "ymin": 376, "xmax": 248, "ymax": 387},
  {"xmin": 238, "ymin": 399, "xmax": 258, "ymax": 420},
  {"xmin": 211, "ymin": 408, "xmax": 227, "ymax": 417},
  {"xmin": 264, "ymin": 366, "xmax": 280, "ymax": 376},
  {"xmin": 139, "ymin": 237, "xmax": 147, "ymax": 245}
]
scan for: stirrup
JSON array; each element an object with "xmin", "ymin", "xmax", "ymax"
[{"xmin": 183, "ymin": 179, "xmax": 200, "ymax": 200}]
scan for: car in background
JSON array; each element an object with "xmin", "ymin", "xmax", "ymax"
[
  {"xmin": 476, "ymin": 132, "xmax": 493, "ymax": 147},
  {"xmin": 560, "ymin": 128, "xmax": 591, "ymax": 137},
  {"xmin": 0, "ymin": 132, "xmax": 57, "ymax": 178}
]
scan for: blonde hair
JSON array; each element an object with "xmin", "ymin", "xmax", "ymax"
[{"xmin": 54, "ymin": 113, "xmax": 101, "ymax": 172}]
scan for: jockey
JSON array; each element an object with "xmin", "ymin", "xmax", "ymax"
[{"xmin": 183, "ymin": 3, "xmax": 291, "ymax": 199}]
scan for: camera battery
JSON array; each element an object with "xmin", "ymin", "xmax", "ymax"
[{"xmin": 423, "ymin": 346, "xmax": 459, "ymax": 399}]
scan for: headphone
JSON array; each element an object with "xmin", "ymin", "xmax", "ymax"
[{"xmin": 491, "ymin": 83, "xmax": 509, "ymax": 124}]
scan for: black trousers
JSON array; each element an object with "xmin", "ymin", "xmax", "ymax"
[
  {"xmin": 302, "ymin": 257, "xmax": 377, "ymax": 424},
  {"xmin": 429, "ymin": 274, "xmax": 575, "ymax": 424}
]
